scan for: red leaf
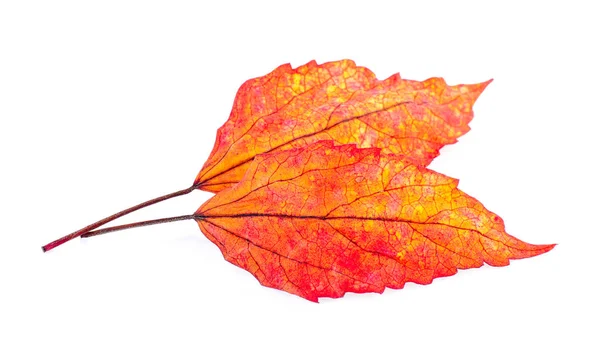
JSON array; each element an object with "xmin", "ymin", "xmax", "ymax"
[
  {"xmin": 196, "ymin": 141, "xmax": 554, "ymax": 302},
  {"xmin": 43, "ymin": 61, "xmax": 552, "ymax": 302}
]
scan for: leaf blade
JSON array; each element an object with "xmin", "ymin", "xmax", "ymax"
[
  {"xmin": 195, "ymin": 59, "xmax": 491, "ymax": 192},
  {"xmin": 196, "ymin": 142, "xmax": 553, "ymax": 301}
]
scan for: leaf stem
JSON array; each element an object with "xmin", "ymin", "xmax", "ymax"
[
  {"xmin": 41, "ymin": 185, "xmax": 197, "ymax": 252},
  {"xmin": 81, "ymin": 215, "xmax": 196, "ymax": 238}
]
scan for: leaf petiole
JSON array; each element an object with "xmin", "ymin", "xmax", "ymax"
[
  {"xmin": 81, "ymin": 214, "xmax": 196, "ymax": 238},
  {"xmin": 41, "ymin": 185, "xmax": 198, "ymax": 252}
]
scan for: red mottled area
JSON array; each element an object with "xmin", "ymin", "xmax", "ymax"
[
  {"xmin": 196, "ymin": 141, "xmax": 554, "ymax": 302},
  {"xmin": 195, "ymin": 59, "xmax": 491, "ymax": 193}
]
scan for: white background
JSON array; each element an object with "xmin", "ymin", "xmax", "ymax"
[{"xmin": 1, "ymin": 1, "xmax": 598, "ymax": 341}]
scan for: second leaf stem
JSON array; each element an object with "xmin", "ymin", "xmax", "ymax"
[
  {"xmin": 81, "ymin": 215, "xmax": 196, "ymax": 238},
  {"xmin": 41, "ymin": 185, "xmax": 198, "ymax": 252}
]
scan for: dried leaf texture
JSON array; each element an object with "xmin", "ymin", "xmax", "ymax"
[
  {"xmin": 195, "ymin": 59, "xmax": 491, "ymax": 192},
  {"xmin": 196, "ymin": 141, "xmax": 553, "ymax": 301}
]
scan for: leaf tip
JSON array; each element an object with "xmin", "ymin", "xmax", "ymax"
[
  {"xmin": 539, "ymin": 243, "xmax": 557, "ymax": 253},
  {"xmin": 480, "ymin": 78, "xmax": 494, "ymax": 91},
  {"xmin": 463, "ymin": 78, "xmax": 493, "ymax": 100},
  {"xmin": 516, "ymin": 242, "xmax": 556, "ymax": 260}
]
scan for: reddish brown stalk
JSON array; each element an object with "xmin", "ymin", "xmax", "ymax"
[
  {"xmin": 81, "ymin": 215, "xmax": 195, "ymax": 238},
  {"xmin": 41, "ymin": 185, "xmax": 197, "ymax": 252}
]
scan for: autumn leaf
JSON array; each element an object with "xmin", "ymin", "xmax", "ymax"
[
  {"xmin": 195, "ymin": 59, "xmax": 491, "ymax": 193},
  {"xmin": 40, "ymin": 58, "xmax": 554, "ymax": 303},
  {"xmin": 194, "ymin": 141, "xmax": 554, "ymax": 302}
]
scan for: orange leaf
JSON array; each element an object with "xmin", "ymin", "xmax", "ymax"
[
  {"xmin": 195, "ymin": 59, "xmax": 491, "ymax": 193},
  {"xmin": 196, "ymin": 141, "xmax": 553, "ymax": 302}
]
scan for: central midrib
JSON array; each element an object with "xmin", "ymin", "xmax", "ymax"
[{"xmin": 195, "ymin": 212, "xmax": 460, "ymax": 229}]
